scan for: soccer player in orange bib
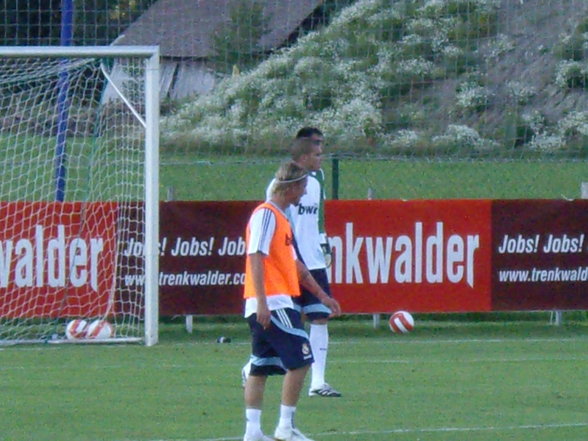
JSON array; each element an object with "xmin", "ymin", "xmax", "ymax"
[{"xmin": 242, "ymin": 161, "xmax": 341, "ymax": 441}]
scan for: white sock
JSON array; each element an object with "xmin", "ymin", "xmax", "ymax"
[
  {"xmin": 309, "ymin": 323, "xmax": 328, "ymax": 389},
  {"xmin": 278, "ymin": 404, "xmax": 296, "ymax": 430},
  {"xmin": 245, "ymin": 408, "xmax": 262, "ymax": 437}
]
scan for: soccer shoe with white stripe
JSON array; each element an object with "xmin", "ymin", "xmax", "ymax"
[
  {"xmin": 273, "ymin": 426, "xmax": 314, "ymax": 441},
  {"xmin": 308, "ymin": 383, "xmax": 342, "ymax": 397}
]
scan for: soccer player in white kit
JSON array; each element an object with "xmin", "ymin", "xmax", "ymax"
[
  {"xmin": 242, "ymin": 129, "xmax": 341, "ymax": 398},
  {"xmin": 287, "ymin": 128, "xmax": 340, "ymax": 397}
]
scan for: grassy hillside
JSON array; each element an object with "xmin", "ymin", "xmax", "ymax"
[{"xmin": 161, "ymin": 0, "xmax": 588, "ymax": 157}]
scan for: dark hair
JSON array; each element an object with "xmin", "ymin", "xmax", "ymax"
[
  {"xmin": 289, "ymin": 137, "xmax": 318, "ymax": 161},
  {"xmin": 296, "ymin": 127, "xmax": 323, "ymax": 139}
]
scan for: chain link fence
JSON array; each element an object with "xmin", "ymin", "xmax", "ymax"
[{"xmin": 2, "ymin": 0, "xmax": 587, "ymax": 201}]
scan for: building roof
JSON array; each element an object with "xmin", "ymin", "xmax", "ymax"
[{"xmin": 114, "ymin": 0, "xmax": 323, "ymax": 58}]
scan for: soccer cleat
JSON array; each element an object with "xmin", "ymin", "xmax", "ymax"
[
  {"xmin": 243, "ymin": 433, "xmax": 273, "ymax": 441},
  {"xmin": 308, "ymin": 383, "xmax": 342, "ymax": 397},
  {"xmin": 273, "ymin": 426, "xmax": 314, "ymax": 441}
]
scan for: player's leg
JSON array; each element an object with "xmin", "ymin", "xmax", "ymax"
[
  {"xmin": 275, "ymin": 365, "xmax": 314, "ymax": 441},
  {"xmin": 244, "ymin": 374, "xmax": 269, "ymax": 441},
  {"xmin": 266, "ymin": 308, "xmax": 316, "ymax": 441},
  {"xmin": 243, "ymin": 315, "xmax": 286, "ymax": 441},
  {"xmin": 308, "ymin": 318, "xmax": 331, "ymax": 394},
  {"xmin": 299, "ymin": 269, "xmax": 341, "ymax": 398}
]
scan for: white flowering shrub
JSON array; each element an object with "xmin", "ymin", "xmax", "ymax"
[
  {"xmin": 407, "ymin": 18, "xmax": 437, "ymax": 36},
  {"xmin": 419, "ymin": 0, "xmax": 499, "ymax": 17},
  {"xmin": 432, "ymin": 124, "xmax": 499, "ymax": 151},
  {"xmin": 161, "ymin": 0, "xmax": 506, "ymax": 153},
  {"xmin": 558, "ymin": 111, "xmax": 588, "ymax": 137},
  {"xmin": 528, "ymin": 134, "xmax": 566, "ymax": 151},
  {"xmin": 518, "ymin": 111, "xmax": 588, "ymax": 153},
  {"xmin": 317, "ymin": 98, "xmax": 383, "ymax": 142},
  {"xmin": 521, "ymin": 111, "xmax": 547, "ymax": 136},
  {"xmin": 555, "ymin": 60, "xmax": 588, "ymax": 89},
  {"xmin": 398, "ymin": 34, "xmax": 431, "ymax": 58},
  {"xmin": 367, "ymin": 8, "xmax": 405, "ymax": 41},
  {"xmin": 386, "ymin": 129, "xmax": 425, "ymax": 150},
  {"xmin": 486, "ymin": 34, "xmax": 515, "ymax": 59},
  {"xmin": 256, "ymin": 55, "xmax": 295, "ymax": 79},
  {"xmin": 387, "ymin": 103, "xmax": 428, "ymax": 131},
  {"xmin": 435, "ymin": 124, "xmax": 480, "ymax": 146},
  {"xmin": 505, "ymin": 81, "xmax": 536, "ymax": 105},
  {"xmin": 293, "ymin": 56, "xmax": 324, "ymax": 78},
  {"xmin": 441, "ymin": 45, "xmax": 464, "ymax": 59},
  {"xmin": 395, "ymin": 58, "xmax": 437, "ymax": 79},
  {"xmin": 556, "ymin": 29, "xmax": 588, "ymax": 61},
  {"xmin": 455, "ymin": 82, "xmax": 493, "ymax": 112}
]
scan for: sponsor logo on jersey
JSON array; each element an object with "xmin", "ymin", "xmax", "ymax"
[{"xmin": 297, "ymin": 204, "xmax": 318, "ymax": 215}]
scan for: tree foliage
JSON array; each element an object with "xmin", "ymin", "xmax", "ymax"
[{"xmin": 211, "ymin": 0, "xmax": 270, "ymax": 74}]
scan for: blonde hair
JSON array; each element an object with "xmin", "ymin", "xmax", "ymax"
[{"xmin": 271, "ymin": 161, "xmax": 308, "ymax": 196}]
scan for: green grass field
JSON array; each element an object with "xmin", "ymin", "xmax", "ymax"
[
  {"xmin": 3, "ymin": 318, "xmax": 588, "ymax": 441},
  {"xmin": 1, "ymin": 130, "xmax": 586, "ymax": 202},
  {"xmin": 2, "ymin": 141, "xmax": 588, "ymax": 441},
  {"xmin": 161, "ymin": 157, "xmax": 588, "ymax": 201}
]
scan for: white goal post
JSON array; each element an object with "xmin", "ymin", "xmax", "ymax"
[{"xmin": 0, "ymin": 46, "xmax": 159, "ymax": 346}]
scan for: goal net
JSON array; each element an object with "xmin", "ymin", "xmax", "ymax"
[{"xmin": 0, "ymin": 46, "xmax": 159, "ymax": 346}]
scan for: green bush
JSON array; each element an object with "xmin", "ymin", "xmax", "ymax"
[
  {"xmin": 555, "ymin": 61, "xmax": 588, "ymax": 89},
  {"xmin": 160, "ymin": 0, "xmax": 507, "ymax": 155}
]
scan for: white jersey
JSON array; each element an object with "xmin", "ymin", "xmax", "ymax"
[{"xmin": 266, "ymin": 169, "xmax": 327, "ymax": 270}]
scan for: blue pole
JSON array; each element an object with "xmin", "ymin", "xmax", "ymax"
[{"xmin": 55, "ymin": 0, "xmax": 73, "ymax": 201}]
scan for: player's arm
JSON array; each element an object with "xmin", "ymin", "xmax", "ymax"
[
  {"xmin": 296, "ymin": 260, "xmax": 341, "ymax": 317},
  {"xmin": 319, "ymin": 233, "xmax": 332, "ymax": 267},
  {"xmin": 247, "ymin": 207, "xmax": 275, "ymax": 328},
  {"xmin": 249, "ymin": 251, "xmax": 271, "ymax": 328},
  {"xmin": 317, "ymin": 169, "xmax": 332, "ymax": 267}
]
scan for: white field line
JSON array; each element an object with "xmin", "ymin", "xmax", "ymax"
[
  {"xmin": 156, "ymin": 335, "xmax": 588, "ymax": 348},
  {"xmin": 329, "ymin": 336, "xmax": 588, "ymax": 345},
  {"xmin": 3, "ymin": 335, "xmax": 588, "ymax": 352},
  {"xmin": 150, "ymin": 421, "xmax": 588, "ymax": 441},
  {"xmin": 185, "ymin": 335, "xmax": 588, "ymax": 346},
  {"xmin": 2, "ymin": 352, "xmax": 588, "ymax": 372},
  {"xmin": 336, "ymin": 353, "xmax": 588, "ymax": 364}
]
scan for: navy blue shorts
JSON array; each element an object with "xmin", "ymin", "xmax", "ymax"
[
  {"xmin": 248, "ymin": 308, "xmax": 314, "ymax": 376},
  {"xmin": 293, "ymin": 268, "xmax": 332, "ymax": 321}
]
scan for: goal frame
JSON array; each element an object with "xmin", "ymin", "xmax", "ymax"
[{"xmin": 0, "ymin": 46, "xmax": 160, "ymax": 346}]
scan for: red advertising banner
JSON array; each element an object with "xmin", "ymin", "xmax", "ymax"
[
  {"xmin": 491, "ymin": 200, "xmax": 588, "ymax": 310},
  {"xmin": 154, "ymin": 200, "xmax": 493, "ymax": 315},
  {"xmin": 4, "ymin": 200, "xmax": 588, "ymax": 318},
  {"xmin": 325, "ymin": 200, "xmax": 493, "ymax": 313},
  {"xmin": 155, "ymin": 201, "xmax": 257, "ymax": 315},
  {"xmin": 155, "ymin": 199, "xmax": 588, "ymax": 315},
  {"xmin": 0, "ymin": 202, "xmax": 117, "ymax": 317}
]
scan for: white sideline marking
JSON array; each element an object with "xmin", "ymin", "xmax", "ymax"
[
  {"xmin": 188, "ymin": 422, "xmax": 588, "ymax": 441},
  {"xmin": 4, "ymin": 336, "xmax": 578, "ymax": 350},
  {"xmin": 336, "ymin": 354, "xmax": 588, "ymax": 364},
  {"xmin": 329, "ymin": 336, "xmax": 588, "ymax": 345},
  {"xmin": 169, "ymin": 335, "xmax": 588, "ymax": 347},
  {"xmin": 2, "ymin": 352, "xmax": 588, "ymax": 372}
]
